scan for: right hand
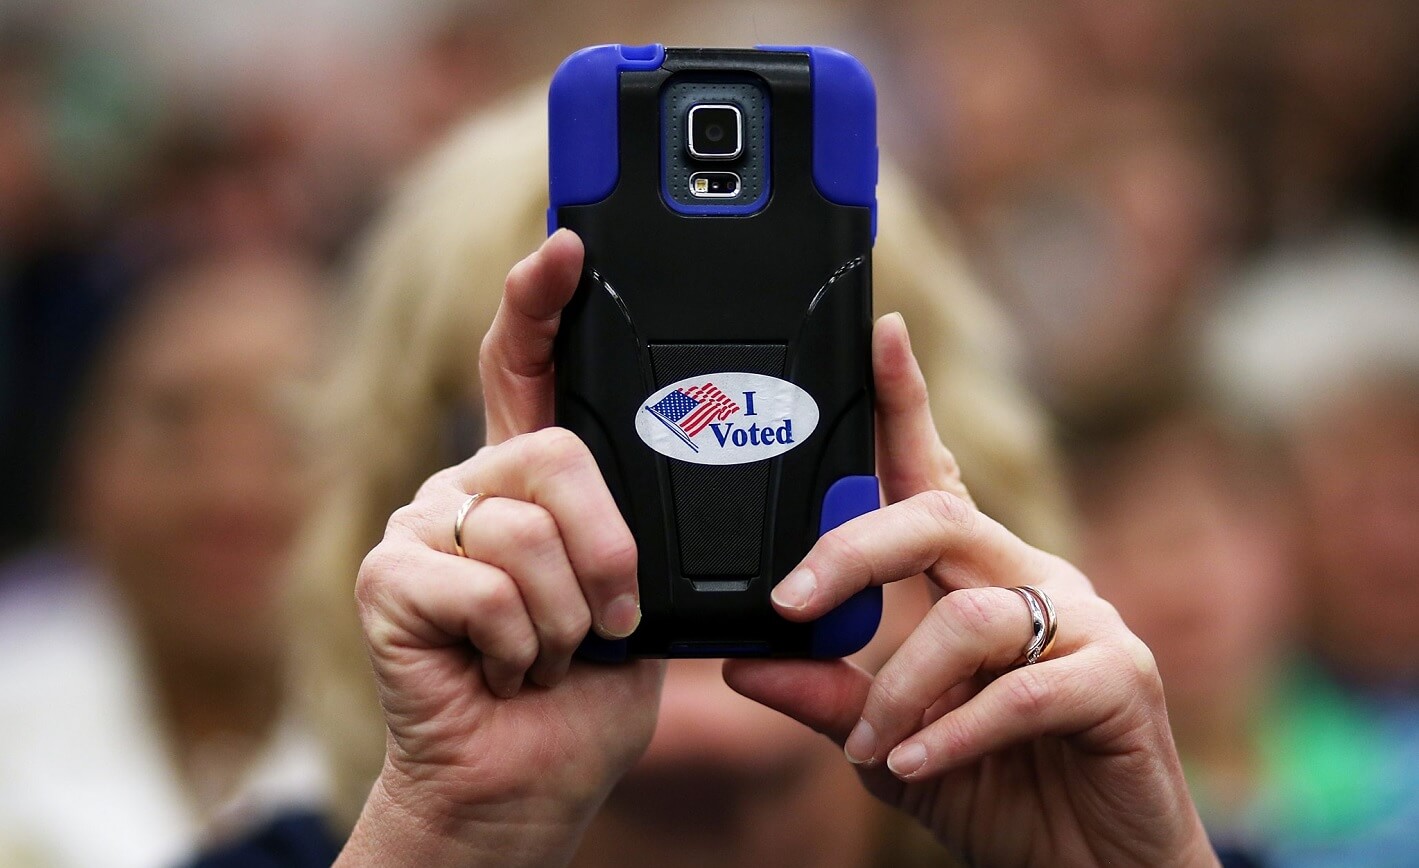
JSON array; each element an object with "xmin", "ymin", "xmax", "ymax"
[
  {"xmin": 723, "ymin": 317, "xmax": 1215, "ymax": 866},
  {"xmin": 340, "ymin": 232, "xmax": 665, "ymax": 867}
]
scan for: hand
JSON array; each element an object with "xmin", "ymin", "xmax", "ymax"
[
  {"xmin": 340, "ymin": 231, "xmax": 665, "ymax": 868},
  {"xmin": 724, "ymin": 314, "xmax": 1218, "ymax": 867}
]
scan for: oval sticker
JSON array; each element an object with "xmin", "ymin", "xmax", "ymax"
[{"xmin": 636, "ymin": 372, "xmax": 819, "ymax": 466}]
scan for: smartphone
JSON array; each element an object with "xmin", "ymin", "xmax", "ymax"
[{"xmin": 549, "ymin": 44, "xmax": 879, "ymax": 659}]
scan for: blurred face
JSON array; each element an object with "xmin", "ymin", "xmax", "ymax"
[
  {"xmin": 71, "ymin": 253, "xmax": 322, "ymax": 662},
  {"xmin": 1062, "ymin": 0, "xmax": 1200, "ymax": 84},
  {"xmin": 919, "ymin": 11, "xmax": 1077, "ymax": 209},
  {"xmin": 1078, "ymin": 417, "xmax": 1296, "ymax": 732},
  {"xmin": 1292, "ymin": 383, "xmax": 1419, "ymax": 682},
  {"xmin": 576, "ymin": 578, "xmax": 935, "ymax": 868},
  {"xmin": 979, "ymin": 105, "xmax": 1237, "ymax": 405}
]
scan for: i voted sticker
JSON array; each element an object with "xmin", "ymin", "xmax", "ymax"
[{"xmin": 636, "ymin": 372, "xmax": 819, "ymax": 465}]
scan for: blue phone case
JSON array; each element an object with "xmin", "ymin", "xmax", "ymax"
[{"xmin": 549, "ymin": 44, "xmax": 881, "ymax": 659}]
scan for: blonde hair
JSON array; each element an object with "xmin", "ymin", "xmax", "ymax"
[{"xmin": 290, "ymin": 84, "xmax": 1072, "ymax": 828}]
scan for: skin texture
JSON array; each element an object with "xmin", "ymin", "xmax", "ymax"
[{"xmin": 339, "ymin": 230, "xmax": 1217, "ymax": 868}]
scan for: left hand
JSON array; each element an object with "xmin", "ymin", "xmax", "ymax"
[
  {"xmin": 339, "ymin": 231, "xmax": 665, "ymax": 868},
  {"xmin": 723, "ymin": 314, "xmax": 1217, "ymax": 867}
]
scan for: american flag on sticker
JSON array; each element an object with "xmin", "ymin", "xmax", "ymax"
[{"xmin": 646, "ymin": 382, "xmax": 741, "ymax": 453}]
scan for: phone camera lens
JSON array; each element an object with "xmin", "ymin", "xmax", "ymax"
[{"xmin": 688, "ymin": 104, "xmax": 742, "ymax": 160}]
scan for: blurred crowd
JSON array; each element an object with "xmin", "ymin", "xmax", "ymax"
[{"xmin": 2, "ymin": 1, "xmax": 1417, "ymax": 867}]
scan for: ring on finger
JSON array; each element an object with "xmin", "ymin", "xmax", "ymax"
[
  {"xmin": 453, "ymin": 492, "xmax": 493, "ymax": 557},
  {"xmin": 1009, "ymin": 585, "xmax": 1058, "ymax": 665}
]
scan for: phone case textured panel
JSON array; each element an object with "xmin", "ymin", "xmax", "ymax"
[{"xmin": 550, "ymin": 44, "xmax": 880, "ymax": 658}]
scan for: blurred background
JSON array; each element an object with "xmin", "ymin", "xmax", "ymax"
[{"xmin": 1, "ymin": 1, "xmax": 1417, "ymax": 866}]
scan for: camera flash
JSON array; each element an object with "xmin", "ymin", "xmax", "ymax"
[{"xmin": 688, "ymin": 171, "xmax": 740, "ymax": 199}]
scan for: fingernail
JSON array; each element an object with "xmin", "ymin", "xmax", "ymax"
[
  {"xmin": 599, "ymin": 594, "xmax": 641, "ymax": 639},
  {"xmin": 844, "ymin": 719, "xmax": 877, "ymax": 765},
  {"xmin": 772, "ymin": 568, "xmax": 817, "ymax": 611},
  {"xmin": 887, "ymin": 742, "xmax": 927, "ymax": 778}
]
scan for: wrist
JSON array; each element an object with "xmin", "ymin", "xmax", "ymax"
[{"xmin": 336, "ymin": 763, "xmax": 594, "ymax": 868}]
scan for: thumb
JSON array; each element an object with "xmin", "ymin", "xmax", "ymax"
[
  {"xmin": 479, "ymin": 229, "xmax": 585, "ymax": 444},
  {"xmin": 721, "ymin": 658, "xmax": 870, "ymax": 745},
  {"xmin": 723, "ymin": 658, "xmax": 931, "ymax": 806}
]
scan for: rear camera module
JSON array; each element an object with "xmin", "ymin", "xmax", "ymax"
[
  {"xmin": 687, "ymin": 104, "xmax": 743, "ymax": 160},
  {"xmin": 689, "ymin": 171, "xmax": 741, "ymax": 198}
]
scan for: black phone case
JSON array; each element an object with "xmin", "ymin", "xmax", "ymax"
[{"xmin": 549, "ymin": 44, "xmax": 880, "ymax": 658}]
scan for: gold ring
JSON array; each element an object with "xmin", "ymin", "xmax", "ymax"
[
  {"xmin": 1009, "ymin": 585, "xmax": 1058, "ymax": 665},
  {"xmin": 453, "ymin": 492, "xmax": 491, "ymax": 557}
]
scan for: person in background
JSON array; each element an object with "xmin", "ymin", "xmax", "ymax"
[
  {"xmin": 973, "ymin": 96, "xmax": 1243, "ymax": 413},
  {"xmin": 1066, "ymin": 390, "xmax": 1296, "ymax": 863},
  {"xmin": 872, "ymin": 1, "xmax": 1250, "ymax": 419},
  {"xmin": 1205, "ymin": 231, "xmax": 1419, "ymax": 694},
  {"xmin": 1158, "ymin": 228, "xmax": 1419, "ymax": 865},
  {"xmin": 0, "ymin": 248, "xmax": 331, "ymax": 867}
]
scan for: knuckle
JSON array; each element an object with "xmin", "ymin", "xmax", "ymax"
[
  {"xmin": 355, "ymin": 544, "xmax": 406, "ymax": 613},
  {"xmin": 1116, "ymin": 634, "xmax": 1163, "ymax": 692},
  {"xmin": 384, "ymin": 501, "xmax": 425, "ymax": 536},
  {"xmin": 473, "ymin": 573, "xmax": 522, "ymax": 620},
  {"xmin": 1075, "ymin": 590, "xmax": 1132, "ymax": 639},
  {"xmin": 411, "ymin": 475, "xmax": 439, "ymax": 504},
  {"xmin": 500, "ymin": 503, "xmax": 559, "ymax": 551},
  {"xmin": 591, "ymin": 529, "xmax": 639, "ymax": 582},
  {"xmin": 1090, "ymin": 595, "xmax": 1128, "ymax": 632},
  {"xmin": 503, "ymin": 251, "xmax": 535, "ymax": 293},
  {"xmin": 544, "ymin": 606, "xmax": 593, "ymax": 654},
  {"xmin": 477, "ymin": 323, "xmax": 500, "ymax": 371},
  {"xmin": 1044, "ymin": 552, "xmax": 1098, "ymax": 594},
  {"xmin": 1089, "ymin": 592, "xmax": 1123, "ymax": 626},
  {"xmin": 933, "ymin": 715, "xmax": 973, "ymax": 761},
  {"xmin": 915, "ymin": 488, "xmax": 976, "ymax": 536},
  {"xmin": 938, "ymin": 589, "xmax": 1000, "ymax": 638},
  {"xmin": 1005, "ymin": 667, "xmax": 1053, "ymax": 717},
  {"xmin": 865, "ymin": 670, "xmax": 913, "ymax": 720},
  {"xmin": 357, "ymin": 541, "xmax": 417, "ymax": 624},
  {"xmin": 412, "ymin": 466, "xmax": 460, "ymax": 505},
  {"xmin": 527, "ymin": 426, "xmax": 590, "ymax": 470},
  {"xmin": 504, "ymin": 633, "xmax": 540, "ymax": 670},
  {"xmin": 815, "ymin": 529, "xmax": 875, "ymax": 588}
]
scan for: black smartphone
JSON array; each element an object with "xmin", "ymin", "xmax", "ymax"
[{"xmin": 549, "ymin": 44, "xmax": 879, "ymax": 659}]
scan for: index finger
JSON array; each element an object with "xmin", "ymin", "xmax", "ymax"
[
  {"xmin": 769, "ymin": 490, "xmax": 1049, "ymax": 620},
  {"xmin": 873, "ymin": 312, "xmax": 972, "ymax": 507},
  {"xmin": 479, "ymin": 229, "xmax": 584, "ymax": 445}
]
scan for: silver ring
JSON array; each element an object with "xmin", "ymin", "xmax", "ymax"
[
  {"xmin": 1009, "ymin": 585, "xmax": 1058, "ymax": 665},
  {"xmin": 453, "ymin": 492, "xmax": 491, "ymax": 558}
]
